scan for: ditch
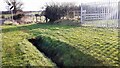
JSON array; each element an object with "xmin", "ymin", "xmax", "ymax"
[
  {"xmin": 28, "ymin": 36, "xmax": 106, "ymax": 67},
  {"xmin": 28, "ymin": 37, "xmax": 61, "ymax": 68}
]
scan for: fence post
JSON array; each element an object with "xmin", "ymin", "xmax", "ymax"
[
  {"xmin": 80, "ymin": 3, "xmax": 83, "ymax": 24},
  {"xmin": 11, "ymin": 10, "xmax": 13, "ymax": 22}
]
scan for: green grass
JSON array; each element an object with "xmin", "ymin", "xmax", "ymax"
[
  {"xmin": 1, "ymin": 23, "xmax": 119, "ymax": 66},
  {"xmin": 1, "ymin": 25, "xmax": 56, "ymax": 66}
]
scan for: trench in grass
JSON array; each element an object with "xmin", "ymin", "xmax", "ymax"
[{"xmin": 28, "ymin": 36, "xmax": 107, "ymax": 67}]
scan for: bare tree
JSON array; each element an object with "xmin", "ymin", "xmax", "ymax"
[{"xmin": 5, "ymin": 0, "xmax": 23, "ymax": 14}]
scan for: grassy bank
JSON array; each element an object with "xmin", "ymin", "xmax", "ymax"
[
  {"xmin": 1, "ymin": 23, "xmax": 119, "ymax": 66},
  {"xmin": 1, "ymin": 25, "xmax": 56, "ymax": 66}
]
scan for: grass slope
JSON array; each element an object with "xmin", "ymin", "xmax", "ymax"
[
  {"xmin": 1, "ymin": 23, "xmax": 119, "ymax": 66},
  {"xmin": 1, "ymin": 25, "xmax": 55, "ymax": 66}
]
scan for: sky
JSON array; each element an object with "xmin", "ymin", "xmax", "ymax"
[{"xmin": 0, "ymin": 0, "xmax": 119, "ymax": 11}]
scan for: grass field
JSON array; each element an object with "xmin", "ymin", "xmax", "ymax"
[{"xmin": 0, "ymin": 23, "xmax": 119, "ymax": 66}]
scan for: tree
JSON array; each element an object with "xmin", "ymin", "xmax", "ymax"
[
  {"xmin": 44, "ymin": 4, "xmax": 67, "ymax": 23},
  {"xmin": 44, "ymin": 2, "xmax": 79, "ymax": 23},
  {"xmin": 5, "ymin": 0, "xmax": 23, "ymax": 14}
]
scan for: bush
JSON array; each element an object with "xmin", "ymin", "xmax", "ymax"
[
  {"xmin": 13, "ymin": 14, "xmax": 24, "ymax": 20},
  {"xmin": 45, "ymin": 4, "xmax": 67, "ymax": 23},
  {"xmin": 35, "ymin": 14, "xmax": 39, "ymax": 17},
  {"xmin": 1, "ymin": 15, "xmax": 5, "ymax": 19}
]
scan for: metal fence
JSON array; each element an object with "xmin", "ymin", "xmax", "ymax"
[{"xmin": 80, "ymin": 1, "xmax": 119, "ymax": 28}]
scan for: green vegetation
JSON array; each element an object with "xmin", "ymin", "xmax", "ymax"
[
  {"xmin": 45, "ymin": 4, "xmax": 67, "ymax": 22},
  {"xmin": 1, "ymin": 23, "xmax": 119, "ymax": 66},
  {"xmin": 1, "ymin": 25, "xmax": 55, "ymax": 66}
]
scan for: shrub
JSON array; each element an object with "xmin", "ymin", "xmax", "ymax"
[
  {"xmin": 45, "ymin": 4, "xmax": 67, "ymax": 23},
  {"xmin": 13, "ymin": 14, "xmax": 24, "ymax": 20},
  {"xmin": 1, "ymin": 15, "xmax": 5, "ymax": 19},
  {"xmin": 35, "ymin": 14, "xmax": 39, "ymax": 17}
]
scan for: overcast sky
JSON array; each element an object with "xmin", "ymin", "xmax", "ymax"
[{"xmin": 0, "ymin": 0, "xmax": 119, "ymax": 11}]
